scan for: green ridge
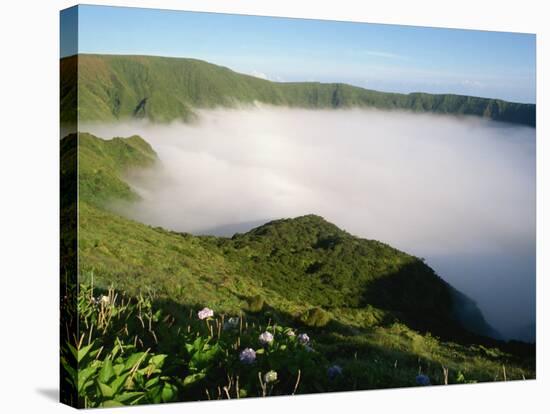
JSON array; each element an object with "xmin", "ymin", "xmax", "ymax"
[
  {"xmin": 61, "ymin": 54, "xmax": 536, "ymax": 126},
  {"xmin": 76, "ymin": 132, "xmax": 157, "ymax": 206}
]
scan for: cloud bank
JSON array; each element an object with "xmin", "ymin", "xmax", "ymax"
[{"xmin": 82, "ymin": 107, "xmax": 536, "ymax": 340}]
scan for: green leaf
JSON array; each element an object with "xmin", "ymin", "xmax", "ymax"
[
  {"xmin": 101, "ymin": 400, "xmax": 124, "ymax": 408},
  {"xmin": 145, "ymin": 376, "xmax": 161, "ymax": 389},
  {"xmin": 161, "ymin": 383, "xmax": 177, "ymax": 402},
  {"xmin": 110, "ymin": 372, "xmax": 131, "ymax": 394},
  {"xmin": 113, "ymin": 363, "xmax": 126, "ymax": 376},
  {"xmin": 189, "ymin": 345, "xmax": 220, "ymax": 371},
  {"xmin": 153, "ymin": 309, "xmax": 162, "ymax": 321},
  {"xmin": 192, "ymin": 336, "xmax": 206, "ymax": 352},
  {"xmin": 98, "ymin": 358, "xmax": 114, "ymax": 384},
  {"xmin": 98, "ymin": 382, "xmax": 114, "ymax": 398},
  {"xmin": 77, "ymin": 366, "xmax": 98, "ymax": 393},
  {"xmin": 124, "ymin": 352, "xmax": 146, "ymax": 370},
  {"xmin": 77, "ymin": 342, "xmax": 95, "ymax": 364},
  {"xmin": 147, "ymin": 385, "xmax": 163, "ymax": 404},
  {"xmin": 66, "ymin": 343, "xmax": 78, "ymax": 361},
  {"xmin": 183, "ymin": 372, "xmax": 206, "ymax": 387},
  {"xmin": 61, "ymin": 358, "xmax": 77, "ymax": 386},
  {"xmin": 150, "ymin": 354, "xmax": 167, "ymax": 368},
  {"xmin": 82, "ymin": 380, "xmax": 95, "ymax": 393},
  {"xmin": 114, "ymin": 391, "xmax": 144, "ymax": 403},
  {"xmin": 185, "ymin": 343, "xmax": 195, "ymax": 354}
]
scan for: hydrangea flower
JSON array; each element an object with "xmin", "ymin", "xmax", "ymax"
[
  {"xmin": 328, "ymin": 365, "xmax": 343, "ymax": 380},
  {"xmin": 198, "ymin": 307, "xmax": 214, "ymax": 320},
  {"xmin": 239, "ymin": 348, "xmax": 256, "ymax": 364},
  {"xmin": 93, "ymin": 295, "xmax": 110, "ymax": 306},
  {"xmin": 264, "ymin": 370, "xmax": 278, "ymax": 384},
  {"xmin": 298, "ymin": 333, "xmax": 310, "ymax": 344},
  {"xmin": 259, "ymin": 331, "xmax": 274, "ymax": 345},
  {"xmin": 416, "ymin": 374, "xmax": 431, "ymax": 386},
  {"xmin": 223, "ymin": 317, "xmax": 239, "ymax": 331}
]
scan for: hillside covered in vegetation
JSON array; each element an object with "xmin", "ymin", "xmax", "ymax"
[
  {"xmin": 60, "ymin": 54, "xmax": 536, "ymax": 126},
  {"xmin": 60, "ymin": 132, "xmax": 535, "ymax": 407}
]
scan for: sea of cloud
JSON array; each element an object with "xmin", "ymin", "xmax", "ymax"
[{"xmin": 81, "ymin": 106, "xmax": 536, "ymax": 340}]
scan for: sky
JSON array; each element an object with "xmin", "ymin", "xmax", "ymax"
[{"xmin": 61, "ymin": 4, "xmax": 536, "ymax": 103}]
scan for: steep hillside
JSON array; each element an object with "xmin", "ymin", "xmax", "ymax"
[
  {"xmin": 61, "ymin": 132, "xmax": 534, "ymax": 407},
  {"xmin": 449, "ymin": 287, "xmax": 502, "ymax": 339},
  {"xmin": 222, "ymin": 216, "xmax": 456, "ymax": 333},
  {"xmin": 61, "ymin": 54, "xmax": 536, "ymax": 126}
]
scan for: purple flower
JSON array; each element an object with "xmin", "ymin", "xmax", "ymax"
[
  {"xmin": 239, "ymin": 348, "xmax": 256, "ymax": 364},
  {"xmin": 298, "ymin": 333, "xmax": 310, "ymax": 344},
  {"xmin": 328, "ymin": 365, "xmax": 343, "ymax": 380},
  {"xmin": 197, "ymin": 307, "xmax": 214, "ymax": 320},
  {"xmin": 416, "ymin": 374, "xmax": 431, "ymax": 386},
  {"xmin": 259, "ymin": 331, "xmax": 274, "ymax": 345}
]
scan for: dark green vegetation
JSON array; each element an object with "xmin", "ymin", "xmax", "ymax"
[
  {"xmin": 61, "ymin": 132, "xmax": 535, "ymax": 407},
  {"xmin": 61, "ymin": 54, "xmax": 536, "ymax": 127}
]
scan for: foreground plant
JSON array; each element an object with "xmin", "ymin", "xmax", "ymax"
[
  {"xmin": 63, "ymin": 282, "xmax": 333, "ymax": 407},
  {"xmin": 61, "ymin": 279, "xmax": 533, "ymax": 408}
]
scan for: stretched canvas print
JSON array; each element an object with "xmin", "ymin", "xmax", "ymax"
[{"xmin": 60, "ymin": 4, "xmax": 536, "ymax": 408}]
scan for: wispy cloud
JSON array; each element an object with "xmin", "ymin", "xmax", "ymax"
[
  {"xmin": 249, "ymin": 70, "xmax": 270, "ymax": 80},
  {"xmin": 247, "ymin": 70, "xmax": 285, "ymax": 83}
]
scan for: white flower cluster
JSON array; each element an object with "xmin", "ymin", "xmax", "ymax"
[
  {"xmin": 297, "ymin": 333, "xmax": 310, "ymax": 344},
  {"xmin": 258, "ymin": 331, "xmax": 274, "ymax": 345},
  {"xmin": 264, "ymin": 370, "xmax": 278, "ymax": 384},
  {"xmin": 197, "ymin": 307, "xmax": 214, "ymax": 320},
  {"xmin": 92, "ymin": 295, "xmax": 110, "ymax": 306}
]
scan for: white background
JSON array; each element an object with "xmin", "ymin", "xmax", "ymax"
[{"xmin": 0, "ymin": 0, "xmax": 547, "ymax": 412}]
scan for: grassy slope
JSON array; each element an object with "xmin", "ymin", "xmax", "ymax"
[
  {"xmin": 77, "ymin": 132, "xmax": 157, "ymax": 205},
  {"xmin": 63, "ymin": 54, "xmax": 536, "ymax": 126},
  {"xmin": 71, "ymin": 132, "xmax": 534, "ymax": 389}
]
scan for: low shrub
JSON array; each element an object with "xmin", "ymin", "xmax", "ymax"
[
  {"xmin": 301, "ymin": 307, "xmax": 331, "ymax": 327},
  {"xmin": 247, "ymin": 294, "xmax": 265, "ymax": 313}
]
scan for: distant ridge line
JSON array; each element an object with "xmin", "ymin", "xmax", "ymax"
[{"xmin": 61, "ymin": 54, "xmax": 536, "ymax": 127}]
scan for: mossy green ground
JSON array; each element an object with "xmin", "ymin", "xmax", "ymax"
[{"xmin": 63, "ymin": 132, "xmax": 534, "ymax": 407}]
